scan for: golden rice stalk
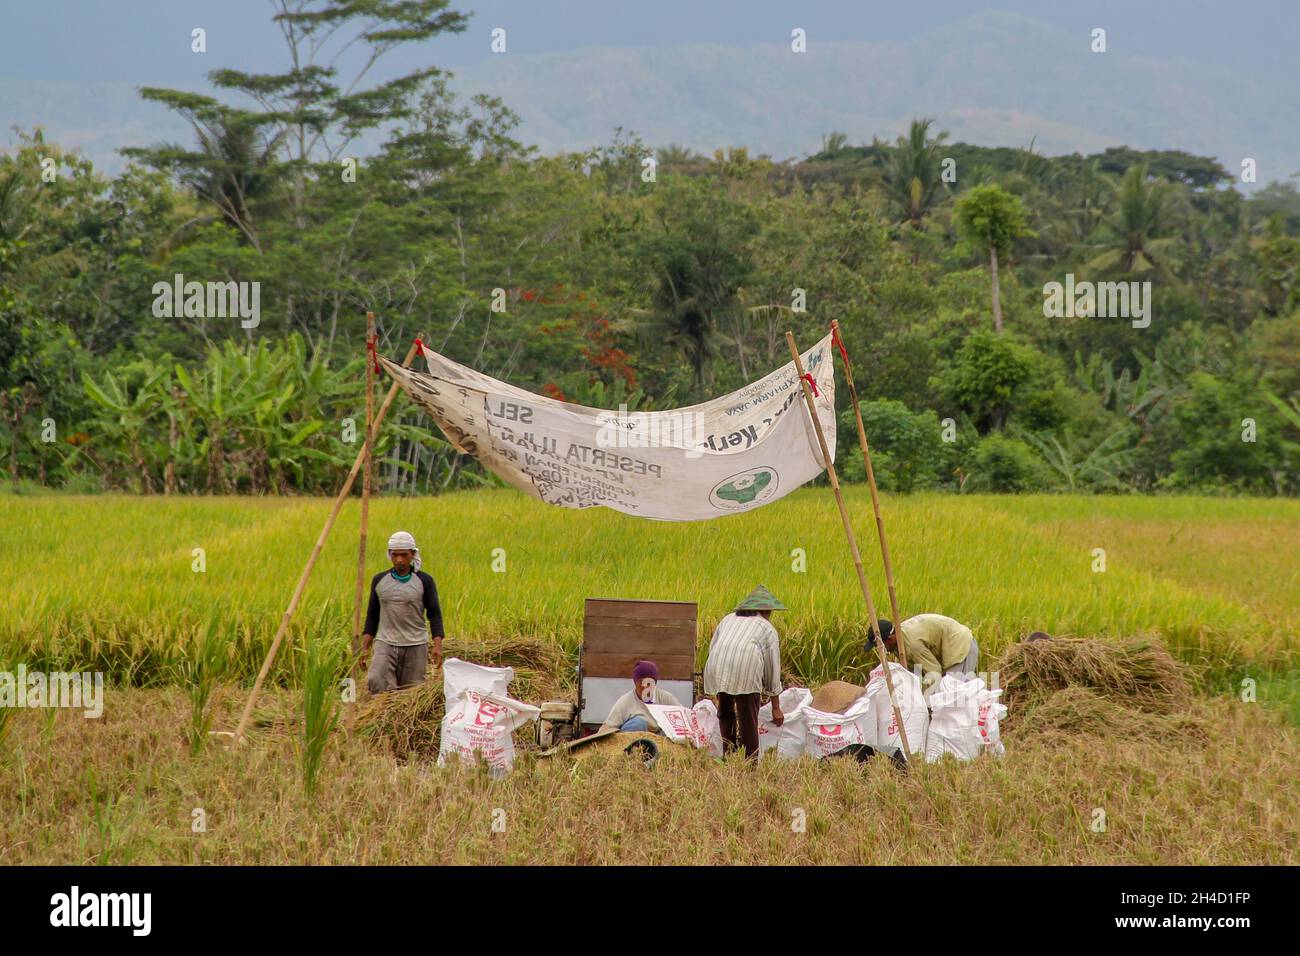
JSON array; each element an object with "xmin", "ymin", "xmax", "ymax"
[
  {"xmin": 354, "ymin": 636, "xmax": 571, "ymax": 762},
  {"xmin": 354, "ymin": 679, "xmax": 445, "ymax": 763},
  {"xmin": 1011, "ymin": 686, "xmax": 1207, "ymax": 742}
]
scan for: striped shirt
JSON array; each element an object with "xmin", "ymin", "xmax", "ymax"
[{"xmin": 703, "ymin": 613, "xmax": 783, "ymax": 697}]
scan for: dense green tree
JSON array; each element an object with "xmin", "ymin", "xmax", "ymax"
[
  {"xmin": 4, "ymin": 82, "xmax": 1300, "ymax": 497},
  {"xmin": 1165, "ymin": 373, "xmax": 1296, "ymax": 493},
  {"xmin": 965, "ymin": 433, "xmax": 1050, "ymax": 492},
  {"xmin": 629, "ymin": 177, "xmax": 759, "ymax": 391},
  {"xmin": 837, "ymin": 399, "xmax": 949, "ymax": 492},
  {"xmin": 932, "ymin": 330, "xmax": 1043, "ymax": 432}
]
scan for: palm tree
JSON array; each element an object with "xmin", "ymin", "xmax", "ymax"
[
  {"xmin": 0, "ymin": 143, "xmax": 86, "ymax": 281},
  {"xmin": 1014, "ymin": 152, "xmax": 1106, "ymax": 264},
  {"xmin": 883, "ymin": 118, "xmax": 950, "ymax": 229},
  {"xmin": 655, "ymin": 143, "xmax": 699, "ymax": 171},
  {"xmin": 819, "ymin": 131, "xmax": 850, "ymax": 156},
  {"xmin": 953, "ymin": 185, "xmax": 1031, "ymax": 334},
  {"xmin": 1085, "ymin": 163, "xmax": 1175, "ymax": 275}
]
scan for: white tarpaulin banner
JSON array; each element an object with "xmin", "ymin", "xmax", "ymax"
[{"xmin": 380, "ymin": 334, "xmax": 836, "ymax": 521}]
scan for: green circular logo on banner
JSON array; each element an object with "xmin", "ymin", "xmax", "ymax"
[{"xmin": 710, "ymin": 467, "xmax": 779, "ymax": 511}]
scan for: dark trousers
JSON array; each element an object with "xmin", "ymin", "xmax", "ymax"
[
  {"xmin": 366, "ymin": 640, "xmax": 429, "ymax": 694},
  {"xmin": 717, "ymin": 692, "xmax": 761, "ymax": 758}
]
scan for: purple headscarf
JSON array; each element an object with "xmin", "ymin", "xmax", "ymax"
[{"xmin": 632, "ymin": 660, "xmax": 659, "ymax": 683}]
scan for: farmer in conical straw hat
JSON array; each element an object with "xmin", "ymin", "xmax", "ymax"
[
  {"xmin": 362, "ymin": 530, "xmax": 445, "ymax": 694},
  {"xmin": 703, "ymin": 585, "xmax": 787, "ymax": 759}
]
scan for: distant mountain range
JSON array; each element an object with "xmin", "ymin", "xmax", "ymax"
[{"xmin": 4, "ymin": 11, "xmax": 1295, "ymax": 186}]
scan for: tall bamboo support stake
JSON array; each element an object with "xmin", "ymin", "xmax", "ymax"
[
  {"xmin": 830, "ymin": 319, "xmax": 908, "ymax": 671},
  {"xmin": 351, "ymin": 313, "xmax": 378, "ymax": 668},
  {"xmin": 786, "ymin": 331, "xmax": 911, "ymax": 757},
  {"xmin": 233, "ymin": 338, "xmax": 420, "ymax": 742}
]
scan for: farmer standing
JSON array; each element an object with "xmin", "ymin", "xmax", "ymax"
[
  {"xmin": 703, "ymin": 585, "xmax": 786, "ymax": 758},
  {"xmin": 875, "ymin": 613, "xmax": 979, "ymax": 682},
  {"xmin": 362, "ymin": 530, "xmax": 444, "ymax": 694}
]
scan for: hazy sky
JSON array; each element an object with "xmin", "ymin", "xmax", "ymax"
[
  {"xmin": 3, "ymin": 1, "xmax": 1295, "ymax": 179},
  {"xmin": 4, "ymin": 0, "xmax": 1296, "ymax": 84}
]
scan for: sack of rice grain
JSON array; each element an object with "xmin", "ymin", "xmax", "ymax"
[
  {"xmin": 868, "ymin": 662, "xmax": 928, "ymax": 755},
  {"xmin": 438, "ymin": 689, "xmax": 540, "ymax": 777},
  {"xmin": 803, "ymin": 694, "xmax": 876, "ymax": 759},
  {"xmin": 647, "ymin": 704, "xmax": 712, "ymax": 749},
  {"xmin": 808, "ymin": 680, "xmax": 867, "ymax": 714},
  {"xmin": 442, "ymin": 657, "xmax": 515, "ymax": 702},
  {"xmin": 759, "ymin": 687, "xmax": 814, "ymax": 759},
  {"xmin": 692, "ymin": 699, "xmax": 725, "ymax": 757},
  {"xmin": 924, "ymin": 674, "xmax": 1006, "ymax": 762}
]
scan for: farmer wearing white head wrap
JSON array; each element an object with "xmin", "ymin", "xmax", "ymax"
[
  {"xmin": 362, "ymin": 529, "xmax": 444, "ymax": 693},
  {"xmin": 386, "ymin": 530, "xmax": 422, "ymax": 572}
]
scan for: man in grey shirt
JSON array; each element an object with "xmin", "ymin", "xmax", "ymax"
[{"xmin": 362, "ymin": 530, "xmax": 444, "ymax": 694}]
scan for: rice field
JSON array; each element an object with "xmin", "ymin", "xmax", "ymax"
[
  {"xmin": 1, "ymin": 489, "xmax": 1298, "ymax": 865},
  {"xmin": 1, "ymin": 489, "xmax": 1296, "ymax": 689},
  {"xmin": 1, "ymin": 686, "xmax": 1295, "ymax": 865}
]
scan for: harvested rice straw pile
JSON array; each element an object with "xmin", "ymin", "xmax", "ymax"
[
  {"xmin": 354, "ymin": 636, "xmax": 571, "ymax": 762},
  {"xmin": 1015, "ymin": 685, "xmax": 1209, "ymax": 742},
  {"xmin": 998, "ymin": 636, "xmax": 1191, "ymax": 714},
  {"xmin": 355, "ymin": 678, "xmax": 445, "ymax": 762},
  {"xmin": 997, "ymin": 636, "xmax": 1198, "ymax": 740}
]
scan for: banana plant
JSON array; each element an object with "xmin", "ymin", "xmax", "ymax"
[
  {"xmin": 1018, "ymin": 424, "xmax": 1137, "ymax": 492},
  {"xmin": 81, "ymin": 361, "xmax": 171, "ymax": 492},
  {"xmin": 174, "ymin": 343, "xmax": 273, "ymax": 493}
]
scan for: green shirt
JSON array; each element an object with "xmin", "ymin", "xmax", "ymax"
[{"xmin": 899, "ymin": 614, "xmax": 974, "ymax": 676}]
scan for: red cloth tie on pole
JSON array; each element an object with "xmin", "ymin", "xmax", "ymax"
[
  {"xmin": 831, "ymin": 324, "xmax": 852, "ymax": 378},
  {"xmin": 801, "ymin": 372, "xmax": 820, "ymax": 397}
]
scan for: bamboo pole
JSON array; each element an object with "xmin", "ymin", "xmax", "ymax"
[
  {"xmin": 233, "ymin": 338, "xmax": 420, "ymax": 742},
  {"xmin": 786, "ymin": 331, "xmax": 911, "ymax": 757},
  {"xmin": 830, "ymin": 319, "xmax": 908, "ymax": 671},
  {"xmin": 351, "ymin": 313, "xmax": 378, "ymax": 670}
]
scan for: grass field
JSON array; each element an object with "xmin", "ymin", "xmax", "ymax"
[{"xmin": 1, "ymin": 489, "xmax": 1297, "ymax": 864}]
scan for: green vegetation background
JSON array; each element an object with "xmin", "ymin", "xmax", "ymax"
[{"xmin": 1, "ymin": 1, "xmax": 1298, "ymax": 498}]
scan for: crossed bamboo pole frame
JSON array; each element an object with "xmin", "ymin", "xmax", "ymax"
[
  {"xmin": 233, "ymin": 317, "xmax": 914, "ymax": 751},
  {"xmin": 828, "ymin": 319, "xmax": 908, "ymax": 672},
  {"xmin": 787, "ymin": 325, "xmax": 911, "ymax": 756}
]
